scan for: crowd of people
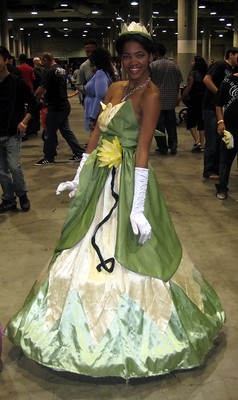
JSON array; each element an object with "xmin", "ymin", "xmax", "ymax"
[{"xmin": 1, "ymin": 40, "xmax": 237, "ymax": 212}]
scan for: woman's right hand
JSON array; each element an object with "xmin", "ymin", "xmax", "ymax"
[
  {"xmin": 56, "ymin": 181, "xmax": 76, "ymax": 197},
  {"xmin": 217, "ymin": 121, "xmax": 225, "ymax": 135}
]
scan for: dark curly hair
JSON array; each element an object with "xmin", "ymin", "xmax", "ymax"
[
  {"xmin": 192, "ymin": 56, "xmax": 208, "ymax": 78},
  {"xmin": 89, "ymin": 47, "xmax": 116, "ymax": 81},
  {"xmin": 115, "ymin": 33, "xmax": 155, "ymax": 56}
]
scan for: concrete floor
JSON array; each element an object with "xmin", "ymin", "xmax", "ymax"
[{"xmin": 1, "ymin": 95, "xmax": 238, "ymax": 400}]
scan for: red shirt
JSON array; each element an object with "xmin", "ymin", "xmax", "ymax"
[{"xmin": 18, "ymin": 63, "xmax": 35, "ymax": 92}]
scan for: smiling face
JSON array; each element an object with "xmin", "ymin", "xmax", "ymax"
[{"xmin": 121, "ymin": 41, "xmax": 151, "ymax": 84}]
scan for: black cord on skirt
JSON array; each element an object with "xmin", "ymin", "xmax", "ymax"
[{"xmin": 91, "ymin": 166, "xmax": 119, "ymax": 273}]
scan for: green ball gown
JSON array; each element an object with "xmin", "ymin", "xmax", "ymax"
[{"xmin": 5, "ymin": 100, "xmax": 225, "ymax": 379}]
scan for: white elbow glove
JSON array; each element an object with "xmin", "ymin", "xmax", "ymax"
[
  {"xmin": 129, "ymin": 167, "xmax": 151, "ymax": 245},
  {"xmin": 56, "ymin": 153, "xmax": 90, "ymax": 197}
]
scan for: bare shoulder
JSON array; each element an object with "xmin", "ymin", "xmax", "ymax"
[
  {"xmin": 143, "ymin": 81, "xmax": 160, "ymax": 103},
  {"xmin": 105, "ymin": 80, "xmax": 127, "ymax": 103},
  {"xmin": 111, "ymin": 80, "xmax": 127, "ymax": 91}
]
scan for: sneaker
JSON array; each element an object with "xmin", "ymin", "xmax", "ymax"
[
  {"xmin": 35, "ymin": 158, "xmax": 54, "ymax": 166},
  {"xmin": 191, "ymin": 142, "xmax": 202, "ymax": 152},
  {"xmin": 170, "ymin": 148, "xmax": 177, "ymax": 155},
  {"xmin": 69, "ymin": 154, "xmax": 82, "ymax": 162},
  {"xmin": 155, "ymin": 148, "xmax": 168, "ymax": 155},
  {"xmin": 19, "ymin": 194, "xmax": 30, "ymax": 212},
  {"xmin": 216, "ymin": 192, "xmax": 227, "ymax": 200},
  {"xmin": 208, "ymin": 174, "xmax": 219, "ymax": 180},
  {"xmin": 0, "ymin": 200, "xmax": 17, "ymax": 214}
]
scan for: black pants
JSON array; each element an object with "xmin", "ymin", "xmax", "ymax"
[
  {"xmin": 155, "ymin": 109, "xmax": 178, "ymax": 152},
  {"xmin": 216, "ymin": 129, "xmax": 238, "ymax": 193}
]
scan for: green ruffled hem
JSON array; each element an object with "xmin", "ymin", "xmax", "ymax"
[{"xmin": 5, "ymin": 274, "xmax": 225, "ymax": 379}]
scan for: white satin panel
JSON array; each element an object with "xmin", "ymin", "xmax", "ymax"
[{"xmin": 45, "ymin": 166, "xmax": 173, "ymax": 344}]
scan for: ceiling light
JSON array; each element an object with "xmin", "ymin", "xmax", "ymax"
[
  {"xmin": 64, "ymin": 34, "xmax": 68, "ymax": 37},
  {"xmin": 31, "ymin": 10, "xmax": 38, "ymax": 15},
  {"xmin": 219, "ymin": 34, "xmax": 223, "ymax": 37},
  {"xmin": 44, "ymin": 30, "xmax": 49, "ymax": 33},
  {"xmin": 153, "ymin": 11, "xmax": 159, "ymax": 15},
  {"xmin": 20, "ymin": 27, "xmax": 24, "ymax": 31},
  {"xmin": 46, "ymin": 34, "xmax": 51, "ymax": 37},
  {"xmin": 8, "ymin": 18, "xmax": 14, "ymax": 22},
  {"xmin": 131, "ymin": 1, "xmax": 138, "ymax": 5},
  {"xmin": 169, "ymin": 18, "xmax": 174, "ymax": 22},
  {"xmin": 219, "ymin": 18, "xmax": 225, "ymax": 21},
  {"xmin": 210, "ymin": 12, "xmax": 217, "ymax": 15},
  {"xmin": 92, "ymin": 6, "xmax": 99, "ymax": 14},
  {"xmin": 60, "ymin": 3, "xmax": 68, "ymax": 6},
  {"xmin": 198, "ymin": 5, "xmax": 206, "ymax": 9},
  {"xmin": 86, "ymin": 22, "xmax": 91, "ymax": 25},
  {"xmin": 38, "ymin": 23, "xmax": 44, "ymax": 26},
  {"xmin": 63, "ymin": 19, "xmax": 68, "ymax": 22},
  {"xmin": 226, "ymin": 23, "xmax": 232, "ymax": 26},
  {"xmin": 162, "ymin": 30, "xmax": 167, "ymax": 33}
]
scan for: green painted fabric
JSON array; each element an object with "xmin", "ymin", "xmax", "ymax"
[
  {"xmin": 51, "ymin": 100, "xmax": 182, "ymax": 281},
  {"xmin": 4, "ymin": 100, "xmax": 225, "ymax": 379}
]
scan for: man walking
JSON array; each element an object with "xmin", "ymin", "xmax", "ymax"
[
  {"xmin": 150, "ymin": 43, "xmax": 183, "ymax": 155},
  {"xmin": 0, "ymin": 46, "xmax": 37, "ymax": 213},
  {"xmin": 202, "ymin": 47, "xmax": 238, "ymax": 179},
  {"xmin": 35, "ymin": 52, "xmax": 84, "ymax": 165},
  {"xmin": 76, "ymin": 40, "xmax": 97, "ymax": 103}
]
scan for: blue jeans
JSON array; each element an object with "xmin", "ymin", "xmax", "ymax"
[
  {"xmin": 43, "ymin": 110, "xmax": 83, "ymax": 161},
  {"xmin": 203, "ymin": 110, "xmax": 221, "ymax": 177},
  {"xmin": 155, "ymin": 109, "xmax": 178, "ymax": 152},
  {"xmin": 0, "ymin": 135, "xmax": 28, "ymax": 201}
]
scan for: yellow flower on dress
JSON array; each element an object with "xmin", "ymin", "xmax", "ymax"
[{"xmin": 97, "ymin": 136, "xmax": 122, "ymax": 168}]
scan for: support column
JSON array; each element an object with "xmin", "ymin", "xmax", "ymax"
[
  {"xmin": 102, "ymin": 36, "xmax": 110, "ymax": 51},
  {"xmin": 177, "ymin": 0, "xmax": 198, "ymax": 84},
  {"xmin": 13, "ymin": 22, "xmax": 21, "ymax": 59},
  {"xmin": 233, "ymin": 10, "xmax": 238, "ymax": 47},
  {"xmin": 109, "ymin": 24, "xmax": 117, "ymax": 57},
  {"xmin": 202, "ymin": 21, "xmax": 211, "ymax": 65},
  {"xmin": 0, "ymin": 0, "xmax": 9, "ymax": 49},
  {"xmin": 139, "ymin": 0, "xmax": 153, "ymax": 33}
]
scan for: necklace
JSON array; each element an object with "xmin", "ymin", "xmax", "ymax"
[{"xmin": 121, "ymin": 77, "xmax": 151, "ymax": 101}]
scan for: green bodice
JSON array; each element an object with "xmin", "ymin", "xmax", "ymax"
[{"xmin": 52, "ymin": 100, "xmax": 182, "ymax": 281}]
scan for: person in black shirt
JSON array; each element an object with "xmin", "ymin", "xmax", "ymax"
[
  {"xmin": 7, "ymin": 55, "xmax": 22, "ymax": 77},
  {"xmin": 34, "ymin": 52, "xmax": 84, "ymax": 165},
  {"xmin": 178, "ymin": 55, "xmax": 208, "ymax": 152},
  {"xmin": 202, "ymin": 47, "xmax": 238, "ymax": 179},
  {"xmin": 0, "ymin": 46, "xmax": 37, "ymax": 213},
  {"xmin": 214, "ymin": 73, "xmax": 238, "ymax": 199}
]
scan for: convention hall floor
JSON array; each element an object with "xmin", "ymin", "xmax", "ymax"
[{"xmin": 1, "ymin": 94, "xmax": 238, "ymax": 400}]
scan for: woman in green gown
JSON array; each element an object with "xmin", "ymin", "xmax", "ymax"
[{"xmin": 5, "ymin": 23, "xmax": 225, "ymax": 379}]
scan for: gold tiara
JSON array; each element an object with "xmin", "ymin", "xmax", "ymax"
[{"xmin": 120, "ymin": 22, "xmax": 152, "ymax": 41}]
